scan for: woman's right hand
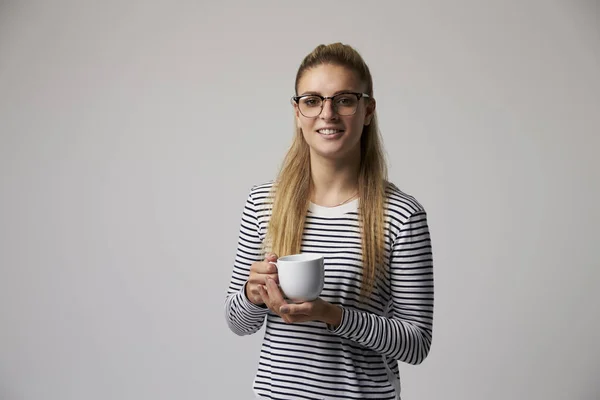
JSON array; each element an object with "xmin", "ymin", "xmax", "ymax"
[{"xmin": 245, "ymin": 253, "xmax": 279, "ymax": 306}]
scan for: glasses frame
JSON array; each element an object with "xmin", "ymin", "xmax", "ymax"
[{"xmin": 291, "ymin": 92, "xmax": 371, "ymax": 118}]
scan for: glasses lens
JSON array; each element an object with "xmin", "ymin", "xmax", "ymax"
[
  {"xmin": 334, "ymin": 94, "xmax": 359, "ymax": 116},
  {"xmin": 299, "ymin": 96, "xmax": 322, "ymax": 117}
]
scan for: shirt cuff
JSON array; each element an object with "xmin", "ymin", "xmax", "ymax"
[{"xmin": 326, "ymin": 305, "xmax": 352, "ymax": 335}]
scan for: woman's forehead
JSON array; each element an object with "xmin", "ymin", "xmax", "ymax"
[{"xmin": 297, "ymin": 64, "xmax": 363, "ymax": 95}]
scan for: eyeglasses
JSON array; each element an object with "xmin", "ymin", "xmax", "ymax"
[{"xmin": 291, "ymin": 92, "xmax": 371, "ymax": 118}]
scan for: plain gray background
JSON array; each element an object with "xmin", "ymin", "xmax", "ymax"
[{"xmin": 1, "ymin": 1, "xmax": 599, "ymax": 399}]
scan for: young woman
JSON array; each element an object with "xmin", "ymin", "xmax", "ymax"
[{"xmin": 224, "ymin": 42, "xmax": 434, "ymax": 400}]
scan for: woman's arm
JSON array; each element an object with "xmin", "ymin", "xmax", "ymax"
[
  {"xmin": 328, "ymin": 210, "xmax": 434, "ymax": 364},
  {"xmin": 224, "ymin": 188, "xmax": 269, "ymax": 336}
]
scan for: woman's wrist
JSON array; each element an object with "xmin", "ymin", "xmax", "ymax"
[{"xmin": 322, "ymin": 303, "xmax": 343, "ymax": 328}]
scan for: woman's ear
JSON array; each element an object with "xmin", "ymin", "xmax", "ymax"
[{"xmin": 364, "ymin": 98, "xmax": 376, "ymax": 126}]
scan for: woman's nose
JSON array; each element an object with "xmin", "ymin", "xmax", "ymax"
[{"xmin": 320, "ymin": 98, "xmax": 338, "ymax": 120}]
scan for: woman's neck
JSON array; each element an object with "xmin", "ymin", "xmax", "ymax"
[{"xmin": 310, "ymin": 154, "xmax": 360, "ymax": 207}]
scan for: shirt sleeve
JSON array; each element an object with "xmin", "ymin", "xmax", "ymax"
[
  {"xmin": 224, "ymin": 187, "xmax": 269, "ymax": 336},
  {"xmin": 328, "ymin": 210, "xmax": 434, "ymax": 365}
]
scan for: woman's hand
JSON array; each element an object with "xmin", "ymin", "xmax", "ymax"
[
  {"xmin": 258, "ymin": 277, "xmax": 343, "ymax": 327},
  {"xmin": 245, "ymin": 253, "xmax": 279, "ymax": 306}
]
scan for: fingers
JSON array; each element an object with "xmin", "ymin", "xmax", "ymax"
[
  {"xmin": 259, "ymin": 278, "xmax": 290, "ymax": 318},
  {"xmin": 280, "ymin": 302, "xmax": 313, "ymax": 316},
  {"xmin": 251, "ymin": 260, "xmax": 278, "ymax": 275},
  {"xmin": 258, "ymin": 282, "xmax": 288, "ymax": 323},
  {"xmin": 246, "ymin": 254, "xmax": 280, "ymax": 306},
  {"xmin": 258, "ymin": 253, "xmax": 278, "ymax": 274},
  {"xmin": 258, "ymin": 280, "xmax": 322, "ymax": 324},
  {"xmin": 265, "ymin": 252, "xmax": 278, "ymax": 262},
  {"xmin": 247, "ymin": 273, "xmax": 278, "ymax": 287},
  {"xmin": 257, "ymin": 284, "xmax": 269, "ymax": 305},
  {"xmin": 265, "ymin": 277, "xmax": 285, "ymax": 304},
  {"xmin": 245, "ymin": 281, "xmax": 264, "ymax": 306}
]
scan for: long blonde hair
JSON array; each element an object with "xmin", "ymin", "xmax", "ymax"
[{"xmin": 265, "ymin": 43, "xmax": 388, "ymax": 298}]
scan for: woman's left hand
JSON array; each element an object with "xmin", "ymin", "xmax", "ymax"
[{"xmin": 258, "ymin": 277, "xmax": 342, "ymax": 327}]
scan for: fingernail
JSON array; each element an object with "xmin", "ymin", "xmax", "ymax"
[{"xmin": 280, "ymin": 306, "xmax": 289, "ymax": 314}]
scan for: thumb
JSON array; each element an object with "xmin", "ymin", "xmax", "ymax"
[{"xmin": 265, "ymin": 252, "xmax": 278, "ymax": 262}]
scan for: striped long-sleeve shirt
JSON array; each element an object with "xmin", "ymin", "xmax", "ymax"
[{"xmin": 224, "ymin": 181, "xmax": 434, "ymax": 400}]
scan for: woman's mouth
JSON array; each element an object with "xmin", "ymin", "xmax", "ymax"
[{"xmin": 317, "ymin": 128, "xmax": 345, "ymax": 136}]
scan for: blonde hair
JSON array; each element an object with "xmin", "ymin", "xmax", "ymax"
[{"xmin": 265, "ymin": 43, "xmax": 388, "ymax": 298}]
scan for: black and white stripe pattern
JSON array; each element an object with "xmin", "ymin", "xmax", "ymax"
[{"xmin": 225, "ymin": 181, "xmax": 434, "ymax": 400}]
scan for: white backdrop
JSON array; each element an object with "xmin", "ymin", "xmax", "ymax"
[{"xmin": 1, "ymin": 1, "xmax": 599, "ymax": 399}]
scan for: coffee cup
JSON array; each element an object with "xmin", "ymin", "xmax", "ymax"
[{"xmin": 270, "ymin": 253, "xmax": 324, "ymax": 302}]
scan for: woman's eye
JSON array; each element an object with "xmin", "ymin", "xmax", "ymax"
[
  {"xmin": 336, "ymin": 96, "xmax": 354, "ymax": 106},
  {"xmin": 302, "ymin": 97, "xmax": 321, "ymax": 107}
]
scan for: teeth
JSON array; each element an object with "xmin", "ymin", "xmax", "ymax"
[{"xmin": 318, "ymin": 129, "xmax": 342, "ymax": 135}]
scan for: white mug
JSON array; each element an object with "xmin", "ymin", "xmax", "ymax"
[{"xmin": 270, "ymin": 253, "xmax": 325, "ymax": 303}]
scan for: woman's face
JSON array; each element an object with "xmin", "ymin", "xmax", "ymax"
[{"xmin": 294, "ymin": 64, "xmax": 376, "ymax": 164}]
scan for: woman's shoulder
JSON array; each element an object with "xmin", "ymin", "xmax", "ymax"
[
  {"xmin": 249, "ymin": 180, "xmax": 275, "ymax": 194},
  {"xmin": 247, "ymin": 181, "xmax": 276, "ymax": 204},
  {"xmin": 384, "ymin": 180, "xmax": 427, "ymax": 217}
]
